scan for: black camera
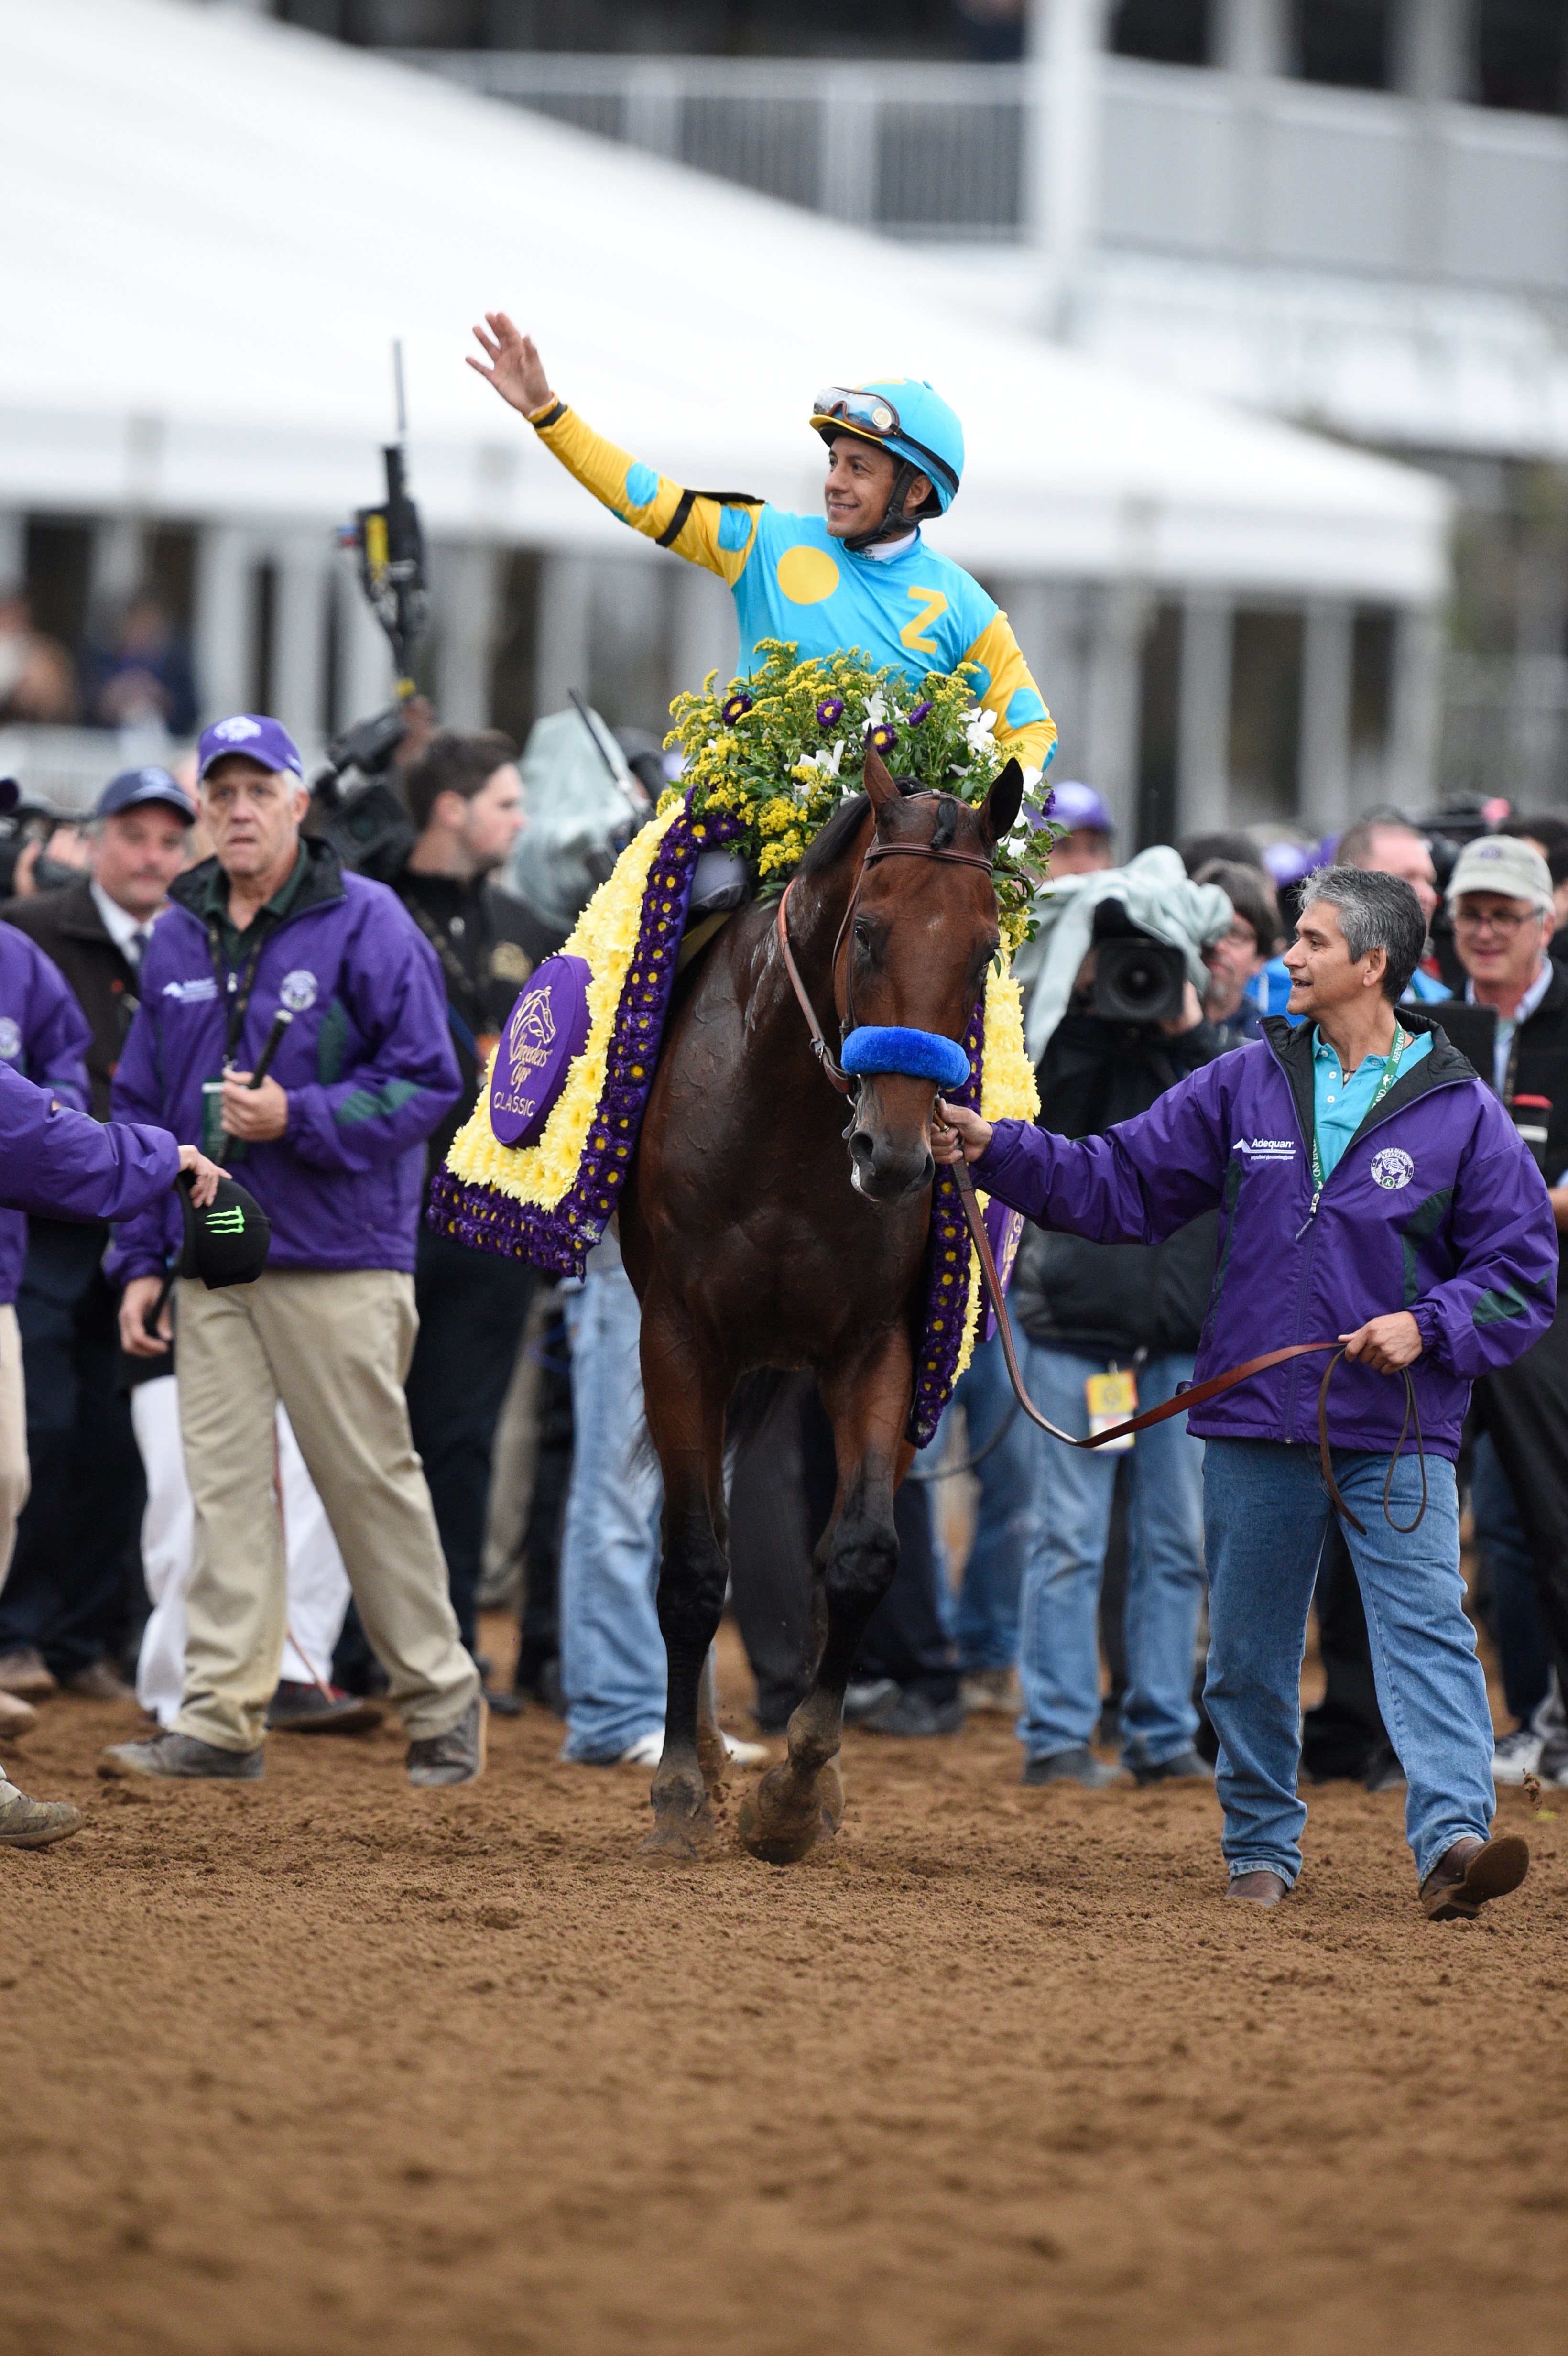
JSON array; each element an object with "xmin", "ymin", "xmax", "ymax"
[{"xmin": 1089, "ymin": 899, "xmax": 1188, "ymax": 1026}]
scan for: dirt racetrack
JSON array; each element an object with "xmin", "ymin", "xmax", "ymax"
[{"xmin": 3, "ymin": 1618, "xmax": 1565, "ymax": 2356}]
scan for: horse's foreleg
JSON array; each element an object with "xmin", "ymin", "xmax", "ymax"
[
  {"xmin": 737, "ymin": 1343, "xmax": 910, "ymax": 1865},
  {"xmin": 639, "ymin": 1293, "xmax": 730, "ymax": 1863}
]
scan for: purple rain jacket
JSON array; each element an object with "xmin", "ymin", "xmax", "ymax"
[
  {"xmin": 972, "ymin": 1011, "xmax": 1556, "ymax": 1461},
  {"xmin": 109, "ymin": 841, "xmax": 460, "ymax": 1281},
  {"xmin": 0, "ymin": 922, "xmax": 93, "ymax": 1304},
  {"xmin": 0, "ymin": 1059, "xmax": 178, "ymax": 1254}
]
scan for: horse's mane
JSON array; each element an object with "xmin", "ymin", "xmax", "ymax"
[{"xmin": 796, "ymin": 779, "xmax": 946, "ymax": 880}]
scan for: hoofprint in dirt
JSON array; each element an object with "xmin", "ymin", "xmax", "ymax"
[{"xmin": 1, "ymin": 1652, "xmax": 1563, "ymax": 2356}]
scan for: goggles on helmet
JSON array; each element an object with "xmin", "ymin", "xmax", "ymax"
[{"xmin": 810, "ymin": 385, "xmax": 959, "ymax": 499}]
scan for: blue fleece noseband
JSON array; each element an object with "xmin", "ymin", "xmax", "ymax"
[{"xmin": 840, "ymin": 1025, "xmax": 971, "ymax": 1090}]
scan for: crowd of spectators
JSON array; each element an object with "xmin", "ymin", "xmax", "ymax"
[{"xmin": 1, "ymin": 708, "xmax": 1565, "ymax": 1814}]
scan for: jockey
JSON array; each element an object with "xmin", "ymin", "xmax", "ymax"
[{"xmin": 468, "ymin": 313, "xmax": 1056, "ymax": 788}]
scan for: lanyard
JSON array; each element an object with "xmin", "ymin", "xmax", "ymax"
[
  {"xmin": 205, "ymin": 911, "xmax": 276, "ymax": 1065},
  {"xmin": 1308, "ymin": 1024, "xmax": 1409, "ymax": 1211}
]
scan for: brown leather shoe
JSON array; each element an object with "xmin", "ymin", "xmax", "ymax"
[
  {"xmin": 0, "ymin": 1690, "xmax": 38, "ymax": 1738},
  {"xmin": 1420, "ymin": 1833, "xmax": 1529, "ymax": 1921},
  {"xmin": 61, "ymin": 1660, "xmax": 135, "ymax": 1703},
  {"xmin": 0, "ymin": 1649, "xmax": 56, "ymax": 1699},
  {"xmin": 1227, "ymin": 1869, "xmax": 1288, "ymax": 1907}
]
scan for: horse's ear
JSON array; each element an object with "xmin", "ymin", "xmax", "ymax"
[
  {"xmin": 863, "ymin": 737, "xmax": 901, "ymax": 817},
  {"xmin": 982, "ymin": 759, "xmax": 1024, "ymax": 845}
]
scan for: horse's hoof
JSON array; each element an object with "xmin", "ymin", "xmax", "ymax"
[
  {"xmin": 735, "ymin": 1759, "xmax": 842, "ymax": 1865},
  {"xmin": 638, "ymin": 1794, "xmax": 716, "ymax": 1865}
]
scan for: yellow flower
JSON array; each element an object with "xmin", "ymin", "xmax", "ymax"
[{"xmin": 949, "ymin": 965, "xmax": 1037, "ymax": 1384}]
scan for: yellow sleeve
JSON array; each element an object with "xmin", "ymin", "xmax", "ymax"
[
  {"xmin": 963, "ymin": 611, "xmax": 1057, "ymax": 780},
  {"xmin": 529, "ymin": 402, "xmax": 760, "ymax": 587}
]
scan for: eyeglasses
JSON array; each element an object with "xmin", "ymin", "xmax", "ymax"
[{"xmin": 1453, "ymin": 907, "xmax": 1542, "ymax": 936}]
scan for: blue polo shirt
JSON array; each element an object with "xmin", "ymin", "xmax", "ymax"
[{"xmin": 1312, "ymin": 1024, "xmax": 1431, "ymax": 1181}]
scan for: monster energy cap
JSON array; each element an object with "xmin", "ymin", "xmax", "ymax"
[{"xmin": 175, "ymin": 1170, "xmax": 272, "ymax": 1289}]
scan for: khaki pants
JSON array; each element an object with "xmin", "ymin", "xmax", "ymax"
[
  {"xmin": 174, "ymin": 1269, "xmax": 478, "ymax": 1753},
  {"xmin": 0, "ymin": 1304, "xmax": 30, "ymax": 1594}
]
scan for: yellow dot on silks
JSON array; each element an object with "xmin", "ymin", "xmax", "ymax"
[{"xmin": 776, "ymin": 545, "xmax": 840, "ymax": 605}]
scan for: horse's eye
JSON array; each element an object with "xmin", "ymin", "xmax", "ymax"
[{"xmin": 853, "ymin": 918, "xmax": 872, "ymax": 947}]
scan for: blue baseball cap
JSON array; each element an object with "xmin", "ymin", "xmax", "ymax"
[
  {"xmin": 1048, "ymin": 781, "xmax": 1113, "ymax": 836},
  {"xmin": 196, "ymin": 714, "xmax": 304, "ymax": 784},
  {"xmin": 96, "ymin": 765, "xmax": 196, "ymax": 824}
]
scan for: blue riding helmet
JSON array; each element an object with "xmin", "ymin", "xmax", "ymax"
[{"xmin": 810, "ymin": 380, "xmax": 965, "ymax": 516}]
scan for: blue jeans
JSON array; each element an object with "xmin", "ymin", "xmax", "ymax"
[
  {"xmin": 1471, "ymin": 1431, "xmax": 1551, "ymax": 1728},
  {"xmin": 1016, "ymin": 1344, "xmax": 1205, "ymax": 1768},
  {"xmin": 1203, "ymin": 1440, "xmax": 1494, "ymax": 1887},
  {"xmin": 944, "ymin": 1331, "xmax": 1035, "ymax": 1672},
  {"xmin": 557, "ymin": 1265, "xmax": 665, "ymax": 1763}
]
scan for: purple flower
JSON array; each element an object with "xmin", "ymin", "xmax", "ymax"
[
  {"xmin": 907, "ymin": 700, "xmax": 932, "ymax": 726},
  {"xmin": 721, "ymin": 692, "xmax": 753, "ymax": 725},
  {"xmin": 870, "ymin": 724, "xmax": 898, "ymax": 756},
  {"xmin": 816, "ymin": 697, "xmax": 845, "ymax": 727}
]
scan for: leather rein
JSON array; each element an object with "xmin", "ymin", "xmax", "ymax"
[{"xmin": 777, "ymin": 838, "xmax": 1427, "ymax": 1535}]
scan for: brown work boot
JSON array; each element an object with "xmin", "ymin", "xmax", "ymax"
[
  {"xmin": 0, "ymin": 1648, "xmax": 56, "ymax": 1699},
  {"xmin": 0, "ymin": 1779, "xmax": 82, "ymax": 1850},
  {"xmin": 61, "ymin": 1660, "xmax": 136, "ymax": 1702},
  {"xmin": 0, "ymin": 1690, "xmax": 38, "ymax": 1738},
  {"xmin": 1227, "ymin": 1869, "xmax": 1288, "ymax": 1908},
  {"xmin": 1420, "ymin": 1833, "xmax": 1529, "ymax": 1921}
]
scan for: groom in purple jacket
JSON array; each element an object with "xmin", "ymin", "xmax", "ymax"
[{"xmin": 937, "ymin": 864, "xmax": 1555, "ymax": 1922}]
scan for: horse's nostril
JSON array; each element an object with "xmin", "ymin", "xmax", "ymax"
[{"xmin": 849, "ymin": 1129, "xmax": 876, "ymax": 1168}]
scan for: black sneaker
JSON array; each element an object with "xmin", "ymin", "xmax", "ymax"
[
  {"xmin": 1132, "ymin": 1747, "xmax": 1214, "ymax": 1788},
  {"xmin": 857, "ymin": 1686, "xmax": 966, "ymax": 1738},
  {"xmin": 405, "ymin": 1696, "xmax": 487, "ymax": 1789},
  {"xmin": 265, "ymin": 1681, "xmax": 384, "ymax": 1736},
  {"xmin": 1364, "ymin": 1741, "xmax": 1406, "ymax": 1794},
  {"xmin": 98, "ymin": 1731, "xmax": 263, "ymax": 1781},
  {"xmin": 1021, "ymin": 1745, "xmax": 1126, "ymax": 1790}
]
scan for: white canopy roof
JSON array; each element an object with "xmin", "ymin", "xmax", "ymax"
[{"xmin": 0, "ymin": 0, "xmax": 1451, "ymax": 603}]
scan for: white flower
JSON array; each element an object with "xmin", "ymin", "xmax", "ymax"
[
  {"xmin": 797, "ymin": 739, "xmax": 846, "ymax": 781},
  {"xmin": 863, "ymin": 690, "xmax": 889, "ymax": 726},
  {"xmin": 964, "ymin": 707, "xmax": 998, "ymax": 756}
]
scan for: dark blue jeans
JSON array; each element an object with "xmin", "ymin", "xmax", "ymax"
[{"xmin": 404, "ymin": 1223, "xmax": 533, "ymax": 1655}]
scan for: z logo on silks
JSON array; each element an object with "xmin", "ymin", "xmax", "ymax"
[{"xmin": 1370, "ymin": 1146, "xmax": 1415, "ymax": 1191}]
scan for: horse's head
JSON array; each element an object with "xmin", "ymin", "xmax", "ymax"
[{"xmin": 839, "ymin": 745, "xmax": 1024, "ymax": 1204}]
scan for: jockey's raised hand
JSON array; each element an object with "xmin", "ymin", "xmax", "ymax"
[{"xmin": 468, "ymin": 312, "xmax": 553, "ymax": 417}]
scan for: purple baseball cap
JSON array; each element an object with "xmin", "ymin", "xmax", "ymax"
[
  {"xmin": 96, "ymin": 765, "xmax": 196, "ymax": 824},
  {"xmin": 196, "ymin": 714, "xmax": 304, "ymax": 784},
  {"xmin": 1261, "ymin": 839, "xmax": 1320, "ymax": 890},
  {"xmin": 1048, "ymin": 780, "xmax": 1113, "ymax": 836}
]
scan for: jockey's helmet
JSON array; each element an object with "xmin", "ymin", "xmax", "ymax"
[{"xmin": 810, "ymin": 380, "xmax": 965, "ymax": 519}]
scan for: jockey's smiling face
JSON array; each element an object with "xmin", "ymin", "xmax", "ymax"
[{"xmin": 823, "ymin": 434, "xmax": 932, "ymax": 542}]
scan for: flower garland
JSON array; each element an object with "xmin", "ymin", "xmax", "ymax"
[
  {"xmin": 427, "ymin": 797, "xmax": 740, "ymax": 1275},
  {"xmin": 662, "ymin": 639, "xmax": 1054, "ymax": 954},
  {"xmin": 908, "ymin": 971, "xmax": 1038, "ymax": 1447}
]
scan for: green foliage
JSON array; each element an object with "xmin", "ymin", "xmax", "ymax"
[{"xmin": 660, "ymin": 639, "xmax": 1055, "ymax": 949}]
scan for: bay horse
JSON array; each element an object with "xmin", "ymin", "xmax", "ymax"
[{"xmin": 620, "ymin": 744, "xmax": 1024, "ymax": 1862}]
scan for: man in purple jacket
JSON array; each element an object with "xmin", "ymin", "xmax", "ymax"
[
  {"xmin": 0, "ymin": 1059, "xmax": 221, "ymax": 1846},
  {"xmin": 99, "ymin": 715, "xmax": 484, "ymax": 1790},
  {"xmin": 0, "ymin": 925, "xmax": 93, "ymax": 1713},
  {"xmin": 936, "ymin": 865, "xmax": 1555, "ymax": 1922}
]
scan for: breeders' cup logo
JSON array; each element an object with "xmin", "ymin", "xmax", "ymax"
[
  {"xmin": 212, "ymin": 716, "xmax": 262, "ymax": 743},
  {"xmin": 279, "ymin": 969, "xmax": 317, "ymax": 1013},
  {"xmin": 507, "ymin": 983, "xmax": 557, "ymax": 1080},
  {"xmin": 1370, "ymin": 1146, "xmax": 1414, "ymax": 1191},
  {"xmin": 0, "ymin": 1018, "xmax": 19, "ymax": 1061}
]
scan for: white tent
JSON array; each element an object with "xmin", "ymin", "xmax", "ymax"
[{"xmin": 0, "ymin": 0, "xmax": 1450, "ymax": 603}]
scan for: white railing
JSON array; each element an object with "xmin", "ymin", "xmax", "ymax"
[{"xmin": 396, "ymin": 48, "xmax": 1568, "ymax": 294}]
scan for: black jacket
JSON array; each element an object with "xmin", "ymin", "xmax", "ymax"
[
  {"xmin": 1011, "ymin": 1003, "xmax": 1230, "ymax": 1360},
  {"xmin": 0, "ymin": 878, "xmax": 139, "ymax": 1120},
  {"xmin": 1494, "ymin": 960, "xmax": 1568, "ymax": 1192},
  {"xmin": 388, "ymin": 868, "xmax": 557, "ymax": 1179}
]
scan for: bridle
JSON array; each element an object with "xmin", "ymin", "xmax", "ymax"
[
  {"xmin": 774, "ymin": 831, "xmax": 993, "ymax": 1097},
  {"xmin": 775, "ymin": 820, "xmax": 1427, "ymax": 1532}
]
